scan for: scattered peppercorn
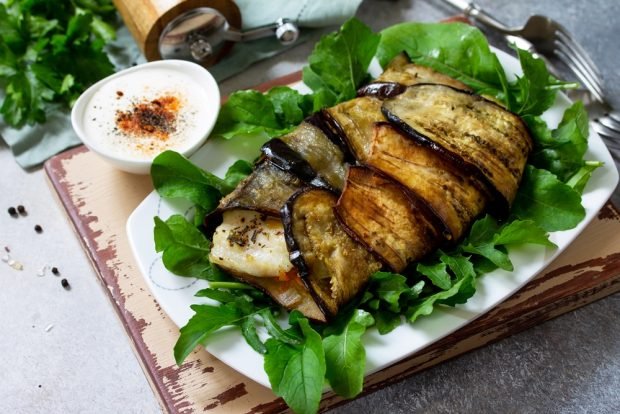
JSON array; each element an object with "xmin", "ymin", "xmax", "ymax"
[
  {"xmin": 4, "ymin": 246, "xmax": 9, "ymax": 253},
  {"xmin": 34, "ymin": 224, "xmax": 43, "ymax": 233},
  {"xmin": 8, "ymin": 207, "xmax": 17, "ymax": 217},
  {"xmin": 61, "ymin": 278, "xmax": 70, "ymax": 290},
  {"xmin": 51, "ymin": 267, "xmax": 59, "ymax": 276},
  {"xmin": 17, "ymin": 205, "xmax": 26, "ymax": 215}
]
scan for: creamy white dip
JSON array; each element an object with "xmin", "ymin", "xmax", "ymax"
[{"xmin": 83, "ymin": 67, "xmax": 211, "ymax": 160}]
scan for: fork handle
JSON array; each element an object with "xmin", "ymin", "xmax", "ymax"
[{"xmin": 440, "ymin": 0, "xmax": 513, "ymax": 33}]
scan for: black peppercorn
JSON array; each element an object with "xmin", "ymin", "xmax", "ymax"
[
  {"xmin": 61, "ymin": 278, "xmax": 70, "ymax": 290},
  {"xmin": 51, "ymin": 267, "xmax": 59, "ymax": 275},
  {"xmin": 17, "ymin": 205, "xmax": 26, "ymax": 215},
  {"xmin": 8, "ymin": 207, "xmax": 17, "ymax": 217},
  {"xmin": 34, "ymin": 224, "xmax": 42, "ymax": 233}
]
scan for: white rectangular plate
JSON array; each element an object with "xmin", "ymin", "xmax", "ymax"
[{"xmin": 127, "ymin": 49, "xmax": 619, "ymax": 388}]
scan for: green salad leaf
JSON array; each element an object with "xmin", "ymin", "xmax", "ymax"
[
  {"xmin": 264, "ymin": 315, "xmax": 326, "ymax": 414},
  {"xmin": 154, "ymin": 215, "xmax": 227, "ymax": 281},
  {"xmin": 304, "ymin": 18, "xmax": 381, "ymax": 104},
  {"xmin": 512, "ymin": 166, "xmax": 586, "ymax": 231},
  {"xmin": 377, "ymin": 22, "xmax": 509, "ymax": 100},
  {"xmin": 323, "ymin": 309, "xmax": 374, "ymax": 398}
]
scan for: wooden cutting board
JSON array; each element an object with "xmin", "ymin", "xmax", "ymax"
[{"xmin": 44, "ymin": 70, "xmax": 620, "ymax": 412}]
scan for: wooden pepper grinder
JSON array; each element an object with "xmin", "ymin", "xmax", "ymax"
[{"xmin": 113, "ymin": 0, "xmax": 242, "ymax": 66}]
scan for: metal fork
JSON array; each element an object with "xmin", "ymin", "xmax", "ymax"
[
  {"xmin": 439, "ymin": 0, "xmax": 620, "ymax": 141},
  {"xmin": 439, "ymin": 0, "xmax": 606, "ymax": 104}
]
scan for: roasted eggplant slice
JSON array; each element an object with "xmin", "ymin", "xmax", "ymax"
[
  {"xmin": 366, "ymin": 123, "xmax": 489, "ymax": 240},
  {"xmin": 382, "ymin": 84, "xmax": 532, "ymax": 210},
  {"xmin": 215, "ymin": 160, "xmax": 303, "ymax": 216},
  {"xmin": 209, "ymin": 209, "xmax": 326, "ymax": 322},
  {"xmin": 335, "ymin": 166, "xmax": 441, "ymax": 272},
  {"xmin": 282, "ymin": 188, "xmax": 382, "ymax": 318},
  {"xmin": 374, "ymin": 53, "xmax": 472, "ymax": 91},
  {"xmin": 265, "ymin": 122, "xmax": 347, "ymax": 190},
  {"xmin": 324, "ymin": 96, "xmax": 384, "ymax": 161}
]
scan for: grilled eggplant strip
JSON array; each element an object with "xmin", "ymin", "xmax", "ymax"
[
  {"xmin": 366, "ymin": 123, "xmax": 489, "ymax": 240},
  {"xmin": 382, "ymin": 84, "xmax": 532, "ymax": 210},
  {"xmin": 264, "ymin": 122, "xmax": 347, "ymax": 191},
  {"xmin": 324, "ymin": 96, "xmax": 385, "ymax": 162},
  {"xmin": 214, "ymin": 160, "xmax": 303, "ymax": 216},
  {"xmin": 335, "ymin": 166, "xmax": 441, "ymax": 272},
  {"xmin": 374, "ymin": 53, "xmax": 472, "ymax": 91},
  {"xmin": 282, "ymin": 188, "xmax": 382, "ymax": 318}
]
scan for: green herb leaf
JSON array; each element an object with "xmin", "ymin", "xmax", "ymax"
[
  {"xmin": 264, "ymin": 317, "xmax": 326, "ymax": 414},
  {"xmin": 213, "ymin": 89, "xmax": 305, "ymax": 139},
  {"xmin": 174, "ymin": 303, "xmax": 243, "ymax": 364},
  {"xmin": 323, "ymin": 309, "xmax": 374, "ymax": 398},
  {"xmin": 151, "ymin": 151, "xmax": 226, "ymax": 214},
  {"xmin": 528, "ymin": 102, "xmax": 590, "ymax": 181},
  {"xmin": 417, "ymin": 262, "xmax": 451, "ymax": 290},
  {"xmin": 566, "ymin": 161, "xmax": 604, "ymax": 194},
  {"xmin": 304, "ymin": 18, "xmax": 380, "ymax": 102},
  {"xmin": 377, "ymin": 22, "xmax": 509, "ymax": 100},
  {"xmin": 154, "ymin": 215, "xmax": 226, "ymax": 280},
  {"xmin": 512, "ymin": 165, "xmax": 585, "ymax": 231}
]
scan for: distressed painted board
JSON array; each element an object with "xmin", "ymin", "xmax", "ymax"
[{"xmin": 45, "ymin": 143, "xmax": 620, "ymax": 414}]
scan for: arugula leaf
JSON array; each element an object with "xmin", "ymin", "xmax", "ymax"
[
  {"xmin": 323, "ymin": 310, "xmax": 374, "ymax": 398},
  {"xmin": 151, "ymin": 151, "xmax": 252, "ymax": 218},
  {"xmin": 406, "ymin": 259, "xmax": 476, "ymax": 323},
  {"xmin": 377, "ymin": 22, "xmax": 509, "ymax": 99},
  {"xmin": 264, "ymin": 317, "xmax": 326, "ymax": 414},
  {"xmin": 417, "ymin": 262, "xmax": 451, "ymax": 290},
  {"xmin": 512, "ymin": 165, "xmax": 585, "ymax": 231},
  {"xmin": 528, "ymin": 102, "xmax": 590, "ymax": 181},
  {"xmin": 566, "ymin": 161, "xmax": 604, "ymax": 194},
  {"xmin": 213, "ymin": 89, "xmax": 297, "ymax": 139},
  {"xmin": 154, "ymin": 215, "xmax": 227, "ymax": 281},
  {"xmin": 174, "ymin": 303, "xmax": 243, "ymax": 364},
  {"xmin": 304, "ymin": 18, "xmax": 380, "ymax": 103},
  {"xmin": 512, "ymin": 47, "xmax": 576, "ymax": 116}
]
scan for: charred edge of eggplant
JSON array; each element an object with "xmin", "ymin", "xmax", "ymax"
[
  {"xmin": 261, "ymin": 138, "xmax": 337, "ymax": 193},
  {"xmin": 335, "ymin": 165, "xmax": 445, "ymax": 270},
  {"xmin": 381, "ymin": 106, "xmax": 511, "ymax": 217},
  {"xmin": 357, "ymin": 82, "xmax": 407, "ymax": 99},
  {"xmin": 306, "ymin": 112, "xmax": 356, "ymax": 163},
  {"xmin": 280, "ymin": 188, "xmax": 334, "ymax": 319}
]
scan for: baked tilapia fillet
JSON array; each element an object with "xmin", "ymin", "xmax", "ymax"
[{"xmin": 206, "ymin": 54, "xmax": 533, "ymax": 323}]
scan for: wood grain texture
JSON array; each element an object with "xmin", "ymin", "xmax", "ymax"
[{"xmin": 113, "ymin": 0, "xmax": 241, "ymax": 63}]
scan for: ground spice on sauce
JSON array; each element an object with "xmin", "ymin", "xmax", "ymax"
[{"xmin": 115, "ymin": 95, "xmax": 181, "ymax": 141}]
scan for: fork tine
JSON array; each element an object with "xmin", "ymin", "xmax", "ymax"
[
  {"xmin": 608, "ymin": 112, "xmax": 620, "ymax": 124},
  {"xmin": 555, "ymin": 45, "xmax": 606, "ymax": 103},
  {"xmin": 555, "ymin": 26, "xmax": 602, "ymax": 77},
  {"xmin": 597, "ymin": 116, "xmax": 620, "ymax": 133},
  {"xmin": 592, "ymin": 121, "xmax": 620, "ymax": 141},
  {"xmin": 554, "ymin": 38, "xmax": 605, "ymax": 93}
]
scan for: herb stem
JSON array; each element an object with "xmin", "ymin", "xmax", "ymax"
[{"xmin": 209, "ymin": 281, "xmax": 255, "ymax": 290}]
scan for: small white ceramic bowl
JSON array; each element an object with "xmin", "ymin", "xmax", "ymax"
[{"xmin": 71, "ymin": 60, "xmax": 220, "ymax": 174}]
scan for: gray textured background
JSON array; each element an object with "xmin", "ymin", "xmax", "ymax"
[{"xmin": 0, "ymin": 1, "xmax": 618, "ymax": 413}]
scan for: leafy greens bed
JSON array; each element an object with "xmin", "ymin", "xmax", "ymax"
[{"xmin": 150, "ymin": 19, "xmax": 600, "ymax": 414}]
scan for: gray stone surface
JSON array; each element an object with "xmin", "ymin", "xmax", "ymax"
[{"xmin": 0, "ymin": 0, "xmax": 618, "ymax": 413}]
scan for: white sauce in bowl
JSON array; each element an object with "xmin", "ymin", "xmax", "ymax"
[{"xmin": 83, "ymin": 67, "xmax": 212, "ymax": 161}]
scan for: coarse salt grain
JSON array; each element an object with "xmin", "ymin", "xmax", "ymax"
[
  {"xmin": 45, "ymin": 324, "xmax": 54, "ymax": 332},
  {"xmin": 1, "ymin": 255, "xmax": 9, "ymax": 262}
]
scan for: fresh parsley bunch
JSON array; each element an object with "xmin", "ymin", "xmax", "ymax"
[{"xmin": 0, "ymin": 0, "xmax": 118, "ymax": 128}]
